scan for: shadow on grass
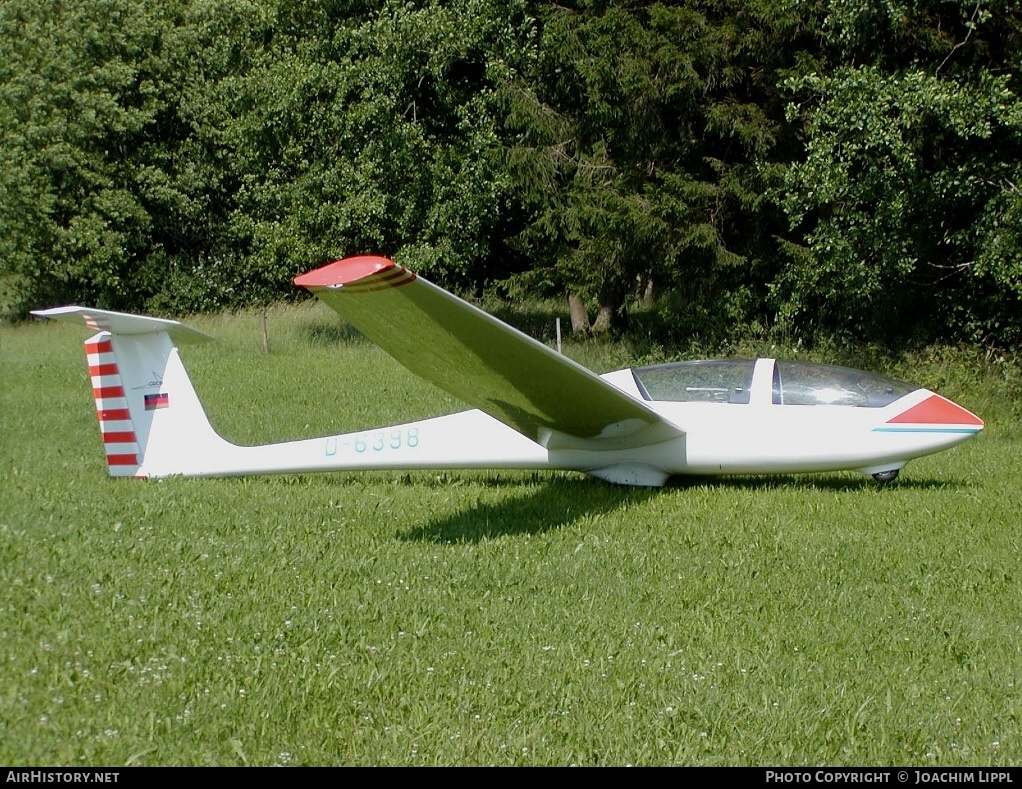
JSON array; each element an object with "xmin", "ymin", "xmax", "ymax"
[
  {"xmin": 398, "ymin": 475, "xmax": 656, "ymax": 544},
  {"xmin": 665, "ymin": 473, "xmax": 972, "ymax": 493},
  {"xmin": 398, "ymin": 470, "xmax": 972, "ymax": 543}
]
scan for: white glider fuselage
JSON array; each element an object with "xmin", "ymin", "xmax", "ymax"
[
  {"xmin": 128, "ymin": 355, "xmax": 978, "ymax": 488},
  {"xmin": 35, "ymin": 256, "xmax": 983, "ymax": 487}
]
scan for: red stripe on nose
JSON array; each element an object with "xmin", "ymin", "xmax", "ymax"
[{"xmin": 887, "ymin": 395, "xmax": 983, "ymax": 426}]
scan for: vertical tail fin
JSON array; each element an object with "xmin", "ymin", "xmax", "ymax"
[{"xmin": 33, "ymin": 306, "xmax": 224, "ymax": 477}]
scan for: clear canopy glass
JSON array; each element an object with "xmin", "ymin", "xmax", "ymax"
[
  {"xmin": 632, "ymin": 360, "xmax": 755, "ymax": 403},
  {"xmin": 631, "ymin": 359, "xmax": 917, "ymax": 407},
  {"xmin": 771, "ymin": 361, "xmax": 916, "ymax": 407}
]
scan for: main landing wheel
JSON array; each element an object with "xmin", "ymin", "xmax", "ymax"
[{"xmin": 872, "ymin": 469, "xmax": 900, "ymax": 484}]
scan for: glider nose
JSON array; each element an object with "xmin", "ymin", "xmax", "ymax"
[{"xmin": 884, "ymin": 393, "xmax": 984, "ymax": 435}]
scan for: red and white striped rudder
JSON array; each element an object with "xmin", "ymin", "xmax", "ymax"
[{"xmin": 85, "ymin": 333, "xmax": 142, "ymax": 476}]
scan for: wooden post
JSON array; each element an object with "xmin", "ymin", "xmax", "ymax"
[
  {"xmin": 260, "ymin": 310, "xmax": 270, "ymax": 354},
  {"xmin": 556, "ymin": 317, "xmax": 562, "ymax": 354}
]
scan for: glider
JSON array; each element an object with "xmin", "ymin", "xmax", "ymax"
[{"xmin": 34, "ymin": 255, "xmax": 983, "ymax": 487}]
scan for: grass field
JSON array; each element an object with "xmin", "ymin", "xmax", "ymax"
[{"xmin": 1, "ymin": 302, "xmax": 1020, "ymax": 766}]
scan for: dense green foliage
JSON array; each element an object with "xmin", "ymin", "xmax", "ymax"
[
  {"xmin": 2, "ymin": 0, "xmax": 1021, "ymax": 345},
  {"xmin": 779, "ymin": 1, "xmax": 1022, "ymax": 345}
]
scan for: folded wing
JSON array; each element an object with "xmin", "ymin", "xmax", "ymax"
[{"xmin": 296, "ymin": 256, "xmax": 683, "ymax": 451}]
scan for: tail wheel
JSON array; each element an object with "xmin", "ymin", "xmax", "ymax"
[{"xmin": 872, "ymin": 469, "xmax": 900, "ymax": 484}]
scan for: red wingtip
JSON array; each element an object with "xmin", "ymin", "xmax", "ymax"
[
  {"xmin": 887, "ymin": 394, "xmax": 984, "ymax": 427},
  {"xmin": 294, "ymin": 256, "xmax": 395, "ymax": 288}
]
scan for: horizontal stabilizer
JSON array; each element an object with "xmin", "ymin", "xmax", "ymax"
[{"xmin": 32, "ymin": 306, "xmax": 212, "ymax": 345}]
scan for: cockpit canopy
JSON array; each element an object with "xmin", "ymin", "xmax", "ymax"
[
  {"xmin": 631, "ymin": 359, "xmax": 917, "ymax": 407},
  {"xmin": 634, "ymin": 360, "xmax": 755, "ymax": 404}
]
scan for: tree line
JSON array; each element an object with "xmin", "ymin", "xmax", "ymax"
[{"xmin": 2, "ymin": 0, "xmax": 1020, "ymax": 347}]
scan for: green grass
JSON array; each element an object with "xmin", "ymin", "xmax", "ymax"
[{"xmin": 1, "ymin": 304, "xmax": 1020, "ymax": 766}]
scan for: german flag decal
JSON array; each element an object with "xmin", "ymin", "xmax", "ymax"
[{"xmin": 144, "ymin": 392, "xmax": 170, "ymax": 410}]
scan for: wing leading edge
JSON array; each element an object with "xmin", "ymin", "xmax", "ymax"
[{"xmin": 296, "ymin": 256, "xmax": 683, "ymax": 451}]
